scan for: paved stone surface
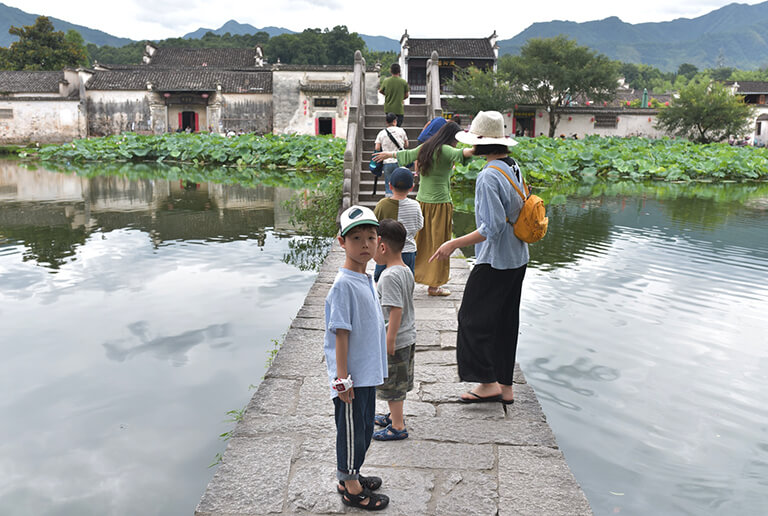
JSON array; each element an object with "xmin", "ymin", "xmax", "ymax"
[{"xmin": 195, "ymin": 243, "xmax": 593, "ymax": 515}]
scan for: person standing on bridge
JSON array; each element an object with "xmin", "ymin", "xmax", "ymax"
[
  {"xmin": 374, "ymin": 113, "xmax": 409, "ymax": 197},
  {"xmin": 379, "ymin": 63, "xmax": 409, "ymax": 127},
  {"xmin": 429, "ymin": 111, "xmax": 526, "ymax": 405},
  {"xmin": 374, "ymin": 121, "xmax": 474, "ymax": 296}
]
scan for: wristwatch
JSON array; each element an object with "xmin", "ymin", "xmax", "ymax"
[{"xmin": 332, "ymin": 375, "xmax": 353, "ymax": 393}]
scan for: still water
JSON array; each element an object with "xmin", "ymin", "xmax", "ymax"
[
  {"xmin": 2, "ymin": 160, "xmax": 767, "ymax": 516},
  {"xmin": 457, "ymin": 181, "xmax": 768, "ymax": 515},
  {"xmin": 0, "ymin": 161, "xmax": 328, "ymax": 515}
]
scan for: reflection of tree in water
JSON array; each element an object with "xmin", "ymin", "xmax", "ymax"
[
  {"xmin": 103, "ymin": 321, "xmax": 231, "ymax": 367},
  {"xmin": 530, "ymin": 204, "xmax": 613, "ymax": 270},
  {"xmin": 453, "ymin": 204, "xmax": 613, "ymax": 271},
  {"xmin": 283, "ymin": 237, "xmax": 332, "ymax": 272},
  {"xmin": 524, "ymin": 357, "xmax": 620, "ymax": 411},
  {"xmin": 1, "ymin": 225, "xmax": 87, "ymax": 270}
]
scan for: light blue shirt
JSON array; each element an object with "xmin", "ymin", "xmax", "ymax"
[
  {"xmin": 324, "ymin": 268, "xmax": 388, "ymax": 398},
  {"xmin": 474, "ymin": 159, "xmax": 530, "ymax": 269}
]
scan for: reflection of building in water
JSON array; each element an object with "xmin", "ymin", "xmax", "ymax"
[{"xmin": 0, "ymin": 162, "xmax": 302, "ymax": 261}]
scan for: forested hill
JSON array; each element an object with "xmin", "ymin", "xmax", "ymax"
[
  {"xmin": 0, "ymin": 2, "xmax": 131, "ymax": 47},
  {"xmin": 497, "ymin": 1, "xmax": 768, "ymax": 71}
]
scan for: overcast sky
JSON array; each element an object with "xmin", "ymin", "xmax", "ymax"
[{"xmin": 5, "ymin": 0, "xmax": 764, "ymax": 41}]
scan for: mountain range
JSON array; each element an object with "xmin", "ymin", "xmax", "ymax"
[{"xmin": 2, "ymin": 1, "xmax": 768, "ymax": 71}]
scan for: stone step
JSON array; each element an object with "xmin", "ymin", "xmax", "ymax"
[
  {"xmin": 365, "ymin": 115, "xmax": 428, "ymax": 130},
  {"xmin": 365, "ymin": 104, "xmax": 428, "ymax": 116},
  {"xmin": 358, "ymin": 173, "xmax": 420, "ymax": 208},
  {"xmin": 362, "ymin": 126, "xmax": 424, "ymax": 141}
]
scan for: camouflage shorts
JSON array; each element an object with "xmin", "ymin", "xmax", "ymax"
[{"xmin": 377, "ymin": 343, "xmax": 415, "ymax": 401}]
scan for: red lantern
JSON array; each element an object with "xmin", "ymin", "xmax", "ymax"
[
  {"xmin": 648, "ymin": 101, "xmax": 652, "ymax": 107},
  {"xmin": 590, "ymin": 117, "xmax": 595, "ymax": 122},
  {"xmin": 163, "ymin": 92, "xmax": 171, "ymax": 98},
  {"xmin": 603, "ymin": 101, "xmax": 607, "ymax": 107},
  {"xmin": 514, "ymin": 104, "xmax": 518, "ymax": 110},
  {"xmin": 568, "ymin": 116, "xmax": 572, "ymax": 121},
  {"xmin": 303, "ymin": 100, "xmax": 307, "ymax": 104},
  {"xmin": 201, "ymin": 93, "xmax": 209, "ymax": 99},
  {"xmin": 507, "ymin": 112, "xmax": 511, "ymax": 117},
  {"xmin": 538, "ymin": 112, "xmax": 543, "ymax": 117}
]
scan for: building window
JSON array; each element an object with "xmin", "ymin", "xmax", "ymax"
[
  {"xmin": 314, "ymin": 98, "xmax": 337, "ymax": 108},
  {"xmin": 0, "ymin": 109, "xmax": 12, "ymax": 119},
  {"xmin": 594, "ymin": 114, "xmax": 618, "ymax": 128}
]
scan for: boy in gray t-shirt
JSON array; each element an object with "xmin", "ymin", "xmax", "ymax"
[{"xmin": 372, "ymin": 219, "xmax": 416, "ymax": 441}]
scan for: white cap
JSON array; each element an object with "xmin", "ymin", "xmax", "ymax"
[{"xmin": 339, "ymin": 205, "xmax": 378, "ymax": 236}]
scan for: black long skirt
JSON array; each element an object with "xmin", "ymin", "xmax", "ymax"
[{"xmin": 457, "ymin": 263, "xmax": 527, "ymax": 386}]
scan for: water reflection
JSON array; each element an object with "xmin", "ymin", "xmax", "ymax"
[
  {"xmin": 455, "ymin": 179, "xmax": 768, "ymax": 515},
  {"xmin": 0, "ymin": 160, "xmax": 329, "ymax": 272},
  {"xmin": 0, "ymin": 160, "xmax": 328, "ymax": 516},
  {"xmin": 103, "ymin": 322, "xmax": 232, "ymax": 366}
]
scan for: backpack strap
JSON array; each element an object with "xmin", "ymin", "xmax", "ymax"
[
  {"xmin": 488, "ymin": 165, "xmax": 529, "ymax": 200},
  {"xmin": 385, "ymin": 128, "xmax": 404, "ymax": 150}
]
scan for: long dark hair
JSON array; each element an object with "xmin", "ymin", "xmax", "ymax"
[{"xmin": 417, "ymin": 121, "xmax": 461, "ymax": 176}]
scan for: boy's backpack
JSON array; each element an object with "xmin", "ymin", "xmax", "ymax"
[{"xmin": 488, "ymin": 165, "xmax": 548, "ymax": 244}]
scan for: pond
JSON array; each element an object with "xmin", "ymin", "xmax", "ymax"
[
  {"xmin": 0, "ymin": 160, "xmax": 329, "ymax": 516},
  {"xmin": 455, "ymin": 181, "xmax": 768, "ymax": 516}
]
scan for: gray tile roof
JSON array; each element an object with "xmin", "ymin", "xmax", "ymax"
[
  {"xmin": 726, "ymin": 81, "xmax": 768, "ymax": 93},
  {"xmin": 406, "ymin": 39, "xmax": 495, "ymax": 59},
  {"xmin": 86, "ymin": 70, "xmax": 272, "ymax": 93},
  {"xmin": 299, "ymin": 80, "xmax": 351, "ymax": 92},
  {"xmin": 148, "ymin": 47, "xmax": 259, "ymax": 68},
  {"xmin": 0, "ymin": 71, "xmax": 63, "ymax": 93}
]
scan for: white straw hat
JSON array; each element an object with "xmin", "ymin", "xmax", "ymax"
[{"xmin": 455, "ymin": 111, "xmax": 518, "ymax": 146}]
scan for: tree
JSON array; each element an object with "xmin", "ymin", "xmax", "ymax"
[
  {"xmin": 677, "ymin": 63, "xmax": 698, "ymax": 80},
  {"xmin": 619, "ymin": 62, "xmax": 673, "ymax": 90},
  {"xmin": 0, "ymin": 16, "xmax": 88, "ymax": 70},
  {"xmin": 445, "ymin": 67, "xmax": 520, "ymax": 115},
  {"xmin": 655, "ymin": 80, "xmax": 754, "ymax": 143},
  {"xmin": 264, "ymin": 26, "xmax": 364, "ymax": 65},
  {"xmin": 500, "ymin": 36, "xmax": 619, "ymax": 137}
]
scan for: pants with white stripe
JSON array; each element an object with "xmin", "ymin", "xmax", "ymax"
[{"xmin": 333, "ymin": 386, "xmax": 376, "ymax": 481}]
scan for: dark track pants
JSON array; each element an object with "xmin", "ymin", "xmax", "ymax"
[{"xmin": 333, "ymin": 386, "xmax": 376, "ymax": 481}]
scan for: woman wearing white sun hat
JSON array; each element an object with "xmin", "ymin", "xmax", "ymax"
[{"xmin": 429, "ymin": 111, "xmax": 528, "ymax": 405}]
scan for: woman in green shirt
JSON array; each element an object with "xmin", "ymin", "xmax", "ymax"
[{"xmin": 374, "ymin": 121, "xmax": 473, "ymax": 295}]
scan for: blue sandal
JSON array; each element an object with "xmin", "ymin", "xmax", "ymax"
[
  {"xmin": 374, "ymin": 413, "xmax": 391, "ymax": 427},
  {"xmin": 373, "ymin": 424, "xmax": 408, "ymax": 441}
]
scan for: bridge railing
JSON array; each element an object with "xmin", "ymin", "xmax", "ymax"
[
  {"xmin": 425, "ymin": 50, "xmax": 442, "ymax": 120},
  {"xmin": 341, "ymin": 50, "xmax": 366, "ymax": 212}
]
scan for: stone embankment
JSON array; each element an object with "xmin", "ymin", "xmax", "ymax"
[{"xmin": 196, "ymin": 243, "xmax": 592, "ymax": 515}]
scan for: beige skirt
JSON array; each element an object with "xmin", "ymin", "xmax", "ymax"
[{"xmin": 414, "ymin": 201, "xmax": 453, "ymax": 287}]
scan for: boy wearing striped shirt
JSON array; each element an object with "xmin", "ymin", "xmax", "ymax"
[{"xmin": 373, "ymin": 167, "xmax": 424, "ymax": 282}]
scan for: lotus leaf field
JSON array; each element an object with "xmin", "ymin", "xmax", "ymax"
[
  {"xmin": 456, "ymin": 135, "xmax": 768, "ymax": 184},
  {"xmin": 24, "ymin": 133, "xmax": 768, "ymax": 187}
]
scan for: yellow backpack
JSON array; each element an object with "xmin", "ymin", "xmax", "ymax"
[{"xmin": 488, "ymin": 165, "xmax": 548, "ymax": 244}]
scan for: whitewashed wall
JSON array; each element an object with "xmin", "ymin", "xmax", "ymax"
[{"xmin": 0, "ymin": 99, "xmax": 83, "ymax": 144}]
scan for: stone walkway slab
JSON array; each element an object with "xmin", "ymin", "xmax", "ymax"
[{"xmin": 196, "ymin": 243, "xmax": 592, "ymax": 515}]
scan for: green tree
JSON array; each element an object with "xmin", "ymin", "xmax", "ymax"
[
  {"xmin": 619, "ymin": 62, "xmax": 672, "ymax": 90},
  {"xmin": 362, "ymin": 50, "xmax": 397, "ymax": 78},
  {"xmin": 445, "ymin": 67, "xmax": 520, "ymax": 114},
  {"xmin": 0, "ymin": 16, "xmax": 88, "ymax": 70},
  {"xmin": 655, "ymin": 80, "xmax": 754, "ymax": 143},
  {"xmin": 265, "ymin": 26, "xmax": 363, "ymax": 65},
  {"xmin": 677, "ymin": 63, "xmax": 698, "ymax": 80},
  {"xmin": 500, "ymin": 36, "xmax": 619, "ymax": 137}
]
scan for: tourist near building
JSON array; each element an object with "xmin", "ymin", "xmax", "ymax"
[{"xmin": 2, "ymin": 39, "xmax": 767, "ymax": 144}]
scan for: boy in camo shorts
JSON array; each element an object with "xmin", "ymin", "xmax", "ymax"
[{"xmin": 372, "ymin": 219, "xmax": 416, "ymax": 441}]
